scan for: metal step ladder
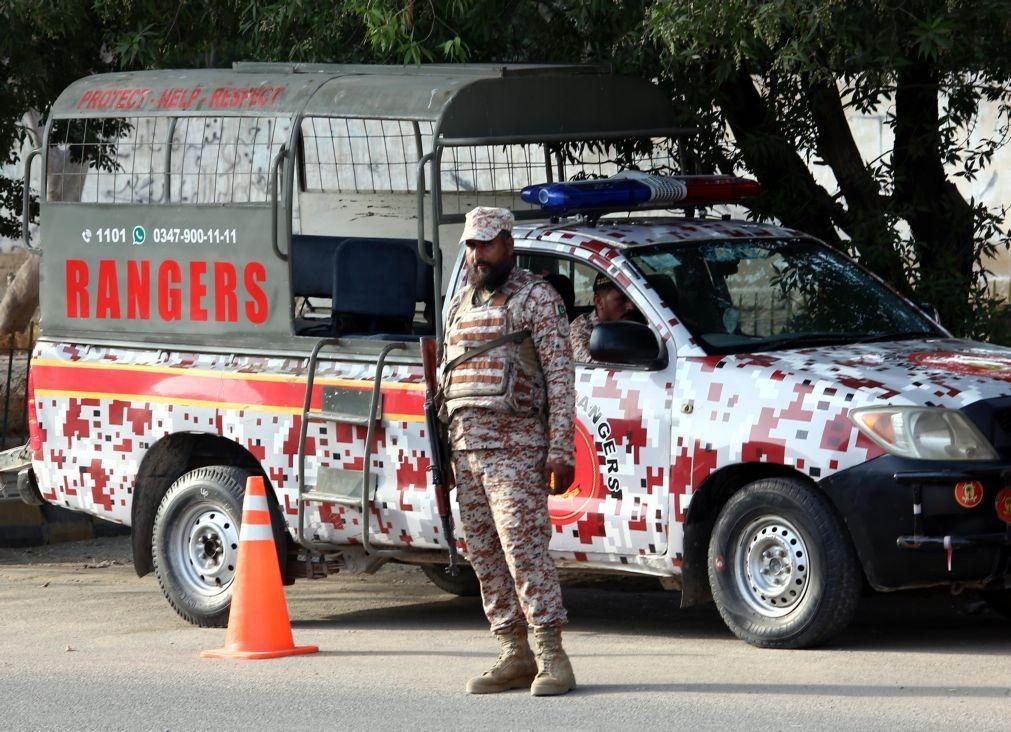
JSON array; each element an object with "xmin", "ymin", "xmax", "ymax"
[{"xmin": 296, "ymin": 338, "xmax": 404, "ymax": 553}]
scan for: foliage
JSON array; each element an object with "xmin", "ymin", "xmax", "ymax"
[
  {"xmin": 646, "ymin": 0, "xmax": 1011, "ymax": 340},
  {"xmin": 3, "ymin": 0, "xmax": 1011, "ymax": 341},
  {"xmin": 0, "ymin": 1, "xmax": 111, "ymax": 238}
]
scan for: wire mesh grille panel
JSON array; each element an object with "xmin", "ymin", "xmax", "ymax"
[
  {"xmin": 299, "ymin": 116, "xmax": 682, "ymax": 217},
  {"xmin": 48, "ymin": 116, "xmax": 291, "ymax": 204}
]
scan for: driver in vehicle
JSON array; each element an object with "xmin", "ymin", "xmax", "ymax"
[{"xmin": 569, "ymin": 273, "xmax": 641, "ymax": 362}]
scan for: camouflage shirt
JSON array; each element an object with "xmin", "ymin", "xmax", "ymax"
[
  {"xmin": 444, "ymin": 267, "xmax": 575, "ymax": 466},
  {"xmin": 569, "ymin": 310, "xmax": 598, "ymax": 363}
]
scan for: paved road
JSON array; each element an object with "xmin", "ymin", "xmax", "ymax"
[{"xmin": 1, "ymin": 537, "xmax": 1008, "ymax": 731}]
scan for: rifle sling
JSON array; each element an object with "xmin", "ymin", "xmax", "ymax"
[{"xmin": 443, "ymin": 330, "xmax": 532, "ymax": 374}]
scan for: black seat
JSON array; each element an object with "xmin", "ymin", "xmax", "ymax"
[
  {"xmin": 644, "ymin": 273, "xmax": 679, "ymax": 312},
  {"xmin": 331, "ymin": 238, "xmax": 418, "ymax": 337},
  {"xmin": 647, "ymin": 270, "xmax": 723, "ymax": 333},
  {"xmin": 291, "ymin": 234, "xmax": 433, "ymax": 337}
]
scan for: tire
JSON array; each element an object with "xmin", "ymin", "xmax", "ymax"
[
  {"xmin": 708, "ymin": 477, "xmax": 862, "ymax": 649},
  {"xmin": 982, "ymin": 589, "xmax": 1011, "ymax": 619},
  {"xmin": 421, "ymin": 563, "xmax": 481, "ymax": 596},
  {"xmin": 152, "ymin": 466, "xmax": 285, "ymax": 627}
]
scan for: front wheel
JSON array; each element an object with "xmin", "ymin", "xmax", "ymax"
[
  {"xmin": 708, "ymin": 478, "xmax": 862, "ymax": 649},
  {"xmin": 152, "ymin": 466, "xmax": 284, "ymax": 627}
]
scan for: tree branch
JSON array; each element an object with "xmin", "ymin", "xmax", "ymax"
[{"xmin": 715, "ymin": 67, "xmax": 846, "ymax": 247}]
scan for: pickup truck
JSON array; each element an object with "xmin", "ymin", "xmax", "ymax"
[{"xmin": 3, "ymin": 63, "xmax": 1008, "ymax": 649}]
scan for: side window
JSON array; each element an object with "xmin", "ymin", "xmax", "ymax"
[
  {"xmin": 520, "ymin": 254, "xmax": 598, "ymax": 322},
  {"xmin": 518, "ymin": 252, "xmax": 658, "ymax": 367}
]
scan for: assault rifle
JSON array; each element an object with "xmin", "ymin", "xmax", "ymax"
[{"xmin": 420, "ymin": 336, "xmax": 459, "ymax": 576}]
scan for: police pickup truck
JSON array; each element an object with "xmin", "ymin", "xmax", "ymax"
[{"xmin": 3, "ymin": 63, "xmax": 1009, "ymax": 649}]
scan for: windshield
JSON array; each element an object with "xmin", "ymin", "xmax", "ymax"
[{"xmin": 628, "ymin": 237, "xmax": 942, "ymax": 354}]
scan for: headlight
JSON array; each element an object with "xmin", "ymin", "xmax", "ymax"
[{"xmin": 849, "ymin": 406, "xmax": 997, "ymax": 461}]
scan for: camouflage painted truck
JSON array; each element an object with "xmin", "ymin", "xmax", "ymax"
[{"xmin": 2, "ymin": 64, "xmax": 1009, "ymax": 648}]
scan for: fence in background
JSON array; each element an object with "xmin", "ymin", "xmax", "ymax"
[{"xmin": 1, "ymin": 324, "xmax": 35, "ymax": 450}]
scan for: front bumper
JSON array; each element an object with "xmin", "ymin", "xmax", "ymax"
[{"xmin": 820, "ymin": 457, "xmax": 1011, "ymax": 591}]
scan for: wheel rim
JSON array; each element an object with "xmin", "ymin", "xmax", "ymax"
[
  {"xmin": 733, "ymin": 514, "xmax": 811, "ymax": 618},
  {"xmin": 169, "ymin": 501, "xmax": 240, "ymax": 598}
]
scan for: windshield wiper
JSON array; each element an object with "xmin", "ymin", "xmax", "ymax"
[
  {"xmin": 760, "ymin": 332, "xmax": 860, "ymax": 350},
  {"xmin": 853, "ymin": 331, "xmax": 937, "ymax": 344}
]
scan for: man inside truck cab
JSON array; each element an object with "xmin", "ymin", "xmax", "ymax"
[
  {"xmin": 441, "ymin": 207, "xmax": 577, "ymax": 696},
  {"xmin": 568, "ymin": 273, "xmax": 641, "ymax": 362}
]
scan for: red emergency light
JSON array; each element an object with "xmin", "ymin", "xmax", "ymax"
[{"xmin": 521, "ymin": 172, "xmax": 761, "ymax": 215}]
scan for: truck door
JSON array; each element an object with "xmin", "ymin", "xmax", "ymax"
[{"xmin": 519, "ymin": 252, "xmax": 672, "ymax": 558}]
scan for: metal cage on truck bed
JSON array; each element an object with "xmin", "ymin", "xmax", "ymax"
[{"xmin": 31, "ymin": 63, "xmax": 690, "ymax": 348}]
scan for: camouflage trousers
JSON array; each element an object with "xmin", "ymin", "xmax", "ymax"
[{"xmin": 453, "ymin": 447, "xmax": 568, "ymax": 632}]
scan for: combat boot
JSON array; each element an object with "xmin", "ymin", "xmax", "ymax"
[
  {"xmin": 530, "ymin": 626, "xmax": 576, "ymax": 696},
  {"xmin": 466, "ymin": 626, "xmax": 538, "ymax": 694}
]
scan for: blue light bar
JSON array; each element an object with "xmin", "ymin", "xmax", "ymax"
[{"xmin": 520, "ymin": 172, "xmax": 761, "ymax": 215}]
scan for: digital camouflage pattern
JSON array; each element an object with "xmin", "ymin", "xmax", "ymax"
[
  {"xmin": 28, "ymin": 216, "xmax": 1011, "ymax": 604},
  {"xmin": 444, "ymin": 266, "xmax": 575, "ymax": 466},
  {"xmin": 568, "ymin": 311, "xmax": 598, "ymax": 364},
  {"xmin": 459, "ymin": 206, "xmax": 515, "ymax": 243},
  {"xmin": 454, "ymin": 447, "xmax": 567, "ymax": 630},
  {"xmin": 444, "ymin": 263, "xmax": 574, "ymax": 632}
]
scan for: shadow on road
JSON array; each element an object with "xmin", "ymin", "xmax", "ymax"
[{"xmin": 294, "ymin": 580, "xmax": 1009, "ymax": 654}]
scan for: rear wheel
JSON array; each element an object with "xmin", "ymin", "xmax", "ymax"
[
  {"xmin": 708, "ymin": 477, "xmax": 862, "ymax": 649},
  {"xmin": 152, "ymin": 466, "xmax": 284, "ymax": 627},
  {"xmin": 421, "ymin": 563, "xmax": 481, "ymax": 596}
]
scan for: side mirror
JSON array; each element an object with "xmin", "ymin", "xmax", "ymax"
[{"xmin": 589, "ymin": 321, "xmax": 665, "ymax": 367}]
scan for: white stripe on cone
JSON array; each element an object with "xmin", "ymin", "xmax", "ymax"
[
  {"xmin": 243, "ymin": 495, "xmax": 270, "ymax": 512},
  {"xmin": 239, "ymin": 523, "xmax": 275, "ymax": 542}
]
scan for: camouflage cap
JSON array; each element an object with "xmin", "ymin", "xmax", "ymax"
[{"xmin": 460, "ymin": 206, "xmax": 514, "ymax": 244}]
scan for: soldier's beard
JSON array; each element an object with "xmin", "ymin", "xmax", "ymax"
[{"xmin": 471, "ymin": 259, "xmax": 512, "ymax": 291}]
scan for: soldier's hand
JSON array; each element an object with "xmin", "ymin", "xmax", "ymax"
[{"xmin": 545, "ymin": 459, "xmax": 574, "ymax": 495}]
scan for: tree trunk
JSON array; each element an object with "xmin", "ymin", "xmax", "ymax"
[
  {"xmin": 715, "ymin": 68, "xmax": 846, "ymax": 248},
  {"xmin": 803, "ymin": 77, "xmax": 909, "ymax": 292},
  {"xmin": 0, "ymin": 254, "xmax": 39, "ymax": 337},
  {"xmin": 892, "ymin": 60, "xmax": 975, "ymax": 330}
]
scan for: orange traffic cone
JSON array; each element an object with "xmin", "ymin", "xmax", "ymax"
[{"xmin": 201, "ymin": 476, "xmax": 318, "ymax": 660}]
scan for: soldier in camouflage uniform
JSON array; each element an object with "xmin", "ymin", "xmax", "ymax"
[
  {"xmin": 569, "ymin": 273, "xmax": 639, "ymax": 362},
  {"xmin": 441, "ymin": 207, "xmax": 576, "ymax": 696}
]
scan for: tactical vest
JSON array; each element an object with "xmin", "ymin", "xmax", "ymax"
[{"xmin": 442, "ymin": 280, "xmax": 542, "ymax": 418}]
